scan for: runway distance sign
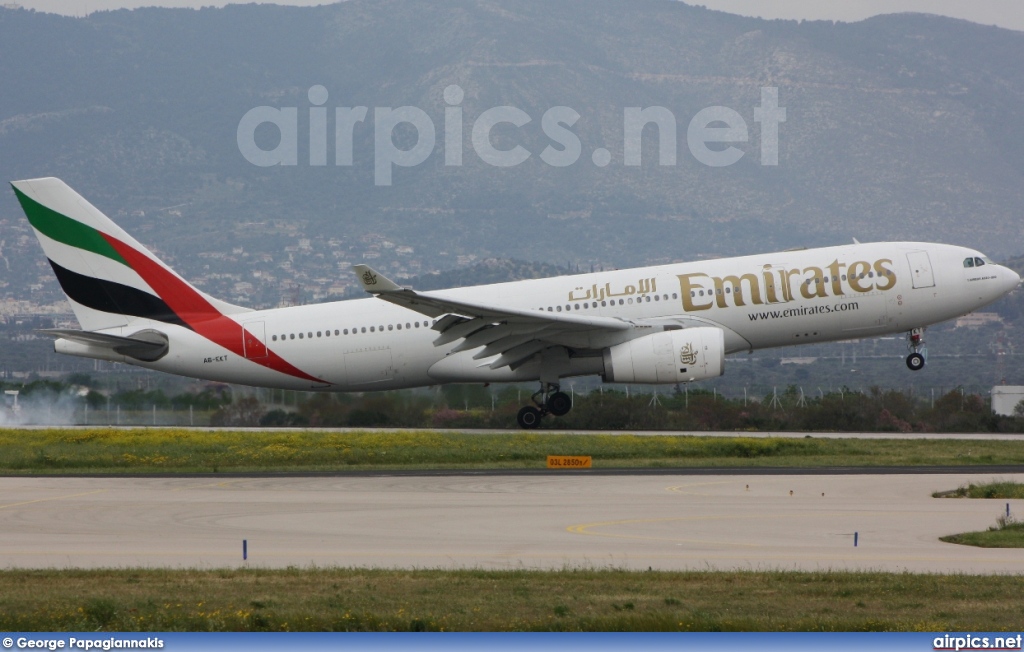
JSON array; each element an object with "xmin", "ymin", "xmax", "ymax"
[{"xmin": 547, "ymin": 455, "xmax": 592, "ymax": 469}]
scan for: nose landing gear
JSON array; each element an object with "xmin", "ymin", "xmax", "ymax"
[
  {"xmin": 906, "ymin": 328, "xmax": 926, "ymax": 371},
  {"xmin": 516, "ymin": 383, "xmax": 573, "ymax": 429}
]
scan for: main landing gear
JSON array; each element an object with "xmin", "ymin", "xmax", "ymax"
[
  {"xmin": 516, "ymin": 382, "xmax": 572, "ymax": 429},
  {"xmin": 906, "ymin": 327, "xmax": 926, "ymax": 371}
]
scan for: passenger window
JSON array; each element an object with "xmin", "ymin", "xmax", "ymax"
[
  {"xmin": 406, "ymin": 323, "xmax": 411, "ymax": 329},
  {"xmin": 317, "ymin": 331, "xmax": 322, "ymax": 337},
  {"xmin": 272, "ymin": 335, "xmax": 277, "ymax": 341},
  {"xmin": 290, "ymin": 334, "xmax": 295, "ymax": 340},
  {"xmin": 672, "ymin": 293, "xmax": 678, "ymax": 299},
  {"xmin": 601, "ymin": 300, "xmax": 607, "ymax": 307},
  {"xmin": 396, "ymin": 324, "xmax": 402, "ymax": 330},
  {"xmin": 370, "ymin": 326, "xmax": 375, "ymax": 332},
  {"xmin": 361, "ymin": 327, "xmax": 366, "ymax": 333},
  {"xmin": 964, "ymin": 258, "xmax": 974, "ymax": 268},
  {"xmin": 344, "ymin": 329, "xmax": 349, "ymax": 335},
  {"xmin": 388, "ymin": 325, "xmax": 393, "ymax": 331},
  {"xmin": 335, "ymin": 330, "xmax": 339, "ymax": 335},
  {"xmin": 299, "ymin": 333, "xmax": 303, "ymax": 339}
]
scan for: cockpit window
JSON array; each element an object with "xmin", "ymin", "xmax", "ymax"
[
  {"xmin": 964, "ymin": 257, "xmax": 974, "ymax": 268},
  {"xmin": 974, "ymin": 257, "xmax": 985, "ymax": 267}
]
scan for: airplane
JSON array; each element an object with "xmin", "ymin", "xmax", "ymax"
[{"xmin": 10, "ymin": 177, "xmax": 1021, "ymax": 428}]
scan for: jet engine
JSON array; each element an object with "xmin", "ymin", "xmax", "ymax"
[{"xmin": 602, "ymin": 327, "xmax": 725, "ymax": 384}]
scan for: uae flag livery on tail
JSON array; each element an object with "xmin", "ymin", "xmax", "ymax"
[{"xmin": 11, "ymin": 178, "xmax": 324, "ymax": 384}]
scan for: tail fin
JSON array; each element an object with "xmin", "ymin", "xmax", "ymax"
[{"xmin": 11, "ymin": 177, "xmax": 248, "ymax": 331}]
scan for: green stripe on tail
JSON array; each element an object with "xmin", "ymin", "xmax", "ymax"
[{"xmin": 11, "ymin": 185, "xmax": 128, "ymax": 266}]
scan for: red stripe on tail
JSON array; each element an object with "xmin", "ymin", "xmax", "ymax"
[{"xmin": 102, "ymin": 234, "xmax": 326, "ymax": 385}]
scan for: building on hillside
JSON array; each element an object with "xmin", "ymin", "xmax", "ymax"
[
  {"xmin": 955, "ymin": 312, "xmax": 1003, "ymax": 328},
  {"xmin": 991, "ymin": 386, "xmax": 1024, "ymax": 416}
]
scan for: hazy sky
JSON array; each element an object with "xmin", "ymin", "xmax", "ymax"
[{"xmin": 12, "ymin": 0, "xmax": 1024, "ymax": 32}]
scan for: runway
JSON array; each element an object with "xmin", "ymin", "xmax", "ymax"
[{"xmin": 2, "ymin": 471, "xmax": 1023, "ymax": 572}]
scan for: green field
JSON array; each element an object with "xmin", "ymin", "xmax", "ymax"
[
  {"xmin": 1, "ymin": 428, "xmax": 1023, "ymax": 474},
  {"xmin": 1, "ymin": 568, "xmax": 1022, "ymax": 631}
]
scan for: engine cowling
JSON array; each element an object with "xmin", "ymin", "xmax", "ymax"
[{"xmin": 602, "ymin": 327, "xmax": 725, "ymax": 384}]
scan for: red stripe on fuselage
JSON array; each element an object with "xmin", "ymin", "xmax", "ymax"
[{"xmin": 101, "ymin": 234, "xmax": 326, "ymax": 385}]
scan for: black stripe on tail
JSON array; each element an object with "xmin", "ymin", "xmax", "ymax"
[{"xmin": 48, "ymin": 259, "xmax": 190, "ymax": 328}]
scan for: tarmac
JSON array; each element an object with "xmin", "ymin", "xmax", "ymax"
[{"xmin": 1, "ymin": 471, "xmax": 1023, "ymax": 572}]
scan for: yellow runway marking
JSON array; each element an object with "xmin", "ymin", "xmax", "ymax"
[
  {"xmin": 567, "ymin": 514, "xmax": 765, "ymax": 547},
  {"xmin": 665, "ymin": 481, "xmax": 734, "ymax": 494},
  {"xmin": 565, "ymin": 510, "xmax": 914, "ymax": 547},
  {"xmin": 171, "ymin": 480, "xmax": 243, "ymax": 492},
  {"xmin": 0, "ymin": 490, "xmax": 107, "ymax": 510}
]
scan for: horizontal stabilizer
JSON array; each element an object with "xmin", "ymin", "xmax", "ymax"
[{"xmin": 39, "ymin": 328, "xmax": 169, "ymax": 362}]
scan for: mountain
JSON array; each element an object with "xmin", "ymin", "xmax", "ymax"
[{"xmin": 1, "ymin": 1, "xmax": 1024, "ymax": 310}]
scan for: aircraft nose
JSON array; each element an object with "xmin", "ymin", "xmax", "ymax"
[{"xmin": 1003, "ymin": 266, "xmax": 1021, "ymax": 292}]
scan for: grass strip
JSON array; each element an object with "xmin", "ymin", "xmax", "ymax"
[
  {"xmin": 1, "ymin": 428, "xmax": 1023, "ymax": 474},
  {"xmin": 941, "ymin": 521, "xmax": 1024, "ymax": 548},
  {"xmin": 933, "ymin": 483, "xmax": 1024, "ymax": 547},
  {"xmin": 933, "ymin": 481, "xmax": 1024, "ymax": 499},
  {"xmin": 0, "ymin": 568, "xmax": 1021, "ymax": 632}
]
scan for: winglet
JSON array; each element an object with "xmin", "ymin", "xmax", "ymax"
[{"xmin": 352, "ymin": 264, "xmax": 402, "ymax": 293}]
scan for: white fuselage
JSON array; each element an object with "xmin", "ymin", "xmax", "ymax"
[{"xmin": 86, "ymin": 241, "xmax": 1019, "ymax": 391}]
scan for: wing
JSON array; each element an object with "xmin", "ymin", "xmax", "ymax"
[{"xmin": 352, "ymin": 264, "xmax": 634, "ymax": 370}]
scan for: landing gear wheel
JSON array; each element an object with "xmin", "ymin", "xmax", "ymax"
[
  {"xmin": 517, "ymin": 406, "xmax": 543, "ymax": 429},
  {"xmin": 906, "ymin": 352, "xmax": 925, "ymax": 371},
  {"xmin": 546, "ymin": 391, "xmax": 572, "ymax": 416}
]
